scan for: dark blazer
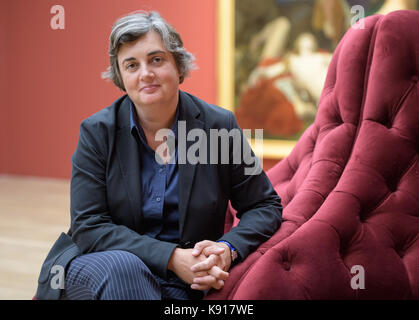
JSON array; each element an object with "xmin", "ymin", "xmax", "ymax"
[{"xmin": 36, "ymin": 91, "xmax": 282, "ymax": 299}]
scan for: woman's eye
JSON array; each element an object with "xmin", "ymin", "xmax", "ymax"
[
  {"xmin": 126, "ymin": 63, "xmax": 137, "ymax": 70},
  {"xmin": 152, "ymin": 56, "xmax": 163, "ymax": 63}
]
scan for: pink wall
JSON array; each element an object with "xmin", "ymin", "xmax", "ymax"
[
  {"xmin": 0, "ymin": 0, "xmax": 216, "ymax": 179},
  {"xmin": 0, "ymin": 0, "xmax": 10, "ymax": 175}
]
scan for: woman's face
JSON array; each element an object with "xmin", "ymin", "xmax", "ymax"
[{"xmin": 117, "ymin": 30, "xmax": 180, "ymax": 109}]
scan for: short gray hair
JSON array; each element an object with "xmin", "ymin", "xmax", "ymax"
[{"xmin": 102, "ymin": 11, "xmax": 196, "ymax": 91}]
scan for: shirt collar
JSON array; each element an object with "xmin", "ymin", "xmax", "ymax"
[{"xmin": 129, "ymin": 97, "xmax": 180, "ymax": 145}]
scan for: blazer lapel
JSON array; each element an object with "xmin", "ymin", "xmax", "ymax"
[
  {"xmin": 178, "ymin": 91, "xmax": 204, "ymax": 238},
  {"xmin": 115, "ymin": 96, "xmax": 143, "ymax": 230}
]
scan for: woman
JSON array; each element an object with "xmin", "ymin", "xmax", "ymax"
[{"xmin": 36, "ymin": 11, "xmax": 282, "ymax": 300}]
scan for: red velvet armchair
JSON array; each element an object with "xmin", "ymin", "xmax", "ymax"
[{"xmin": 207, "ymin": 10, "xmax": 419, "ymax": 300}]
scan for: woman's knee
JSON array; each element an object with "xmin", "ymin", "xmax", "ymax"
[
  {"xmin": 65, "ymin": 250, "xmax": 161, "ymax": 299},
  {"xmin": 103, "ymin": 250, "xmax": 152, "ymax": 277},
  {"xmin": 99, "ymin": 250, "xmax": 161, "ymax": 299}
]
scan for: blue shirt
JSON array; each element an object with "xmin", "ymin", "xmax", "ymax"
[{"xmin": 130, "ymin": 101, "xmax": 180, "ymax": 244}]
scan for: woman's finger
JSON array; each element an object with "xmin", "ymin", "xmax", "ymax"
[
  {"xmin": 202, "ymin": 245, "xmax": 225, "ymax": 257},
  {"xmin": 193, "ymin": 275, "xmax": 217, "ymax": 285},
  {"xmin": 212, "ymin": 279, "xmax": 225, "ymax": 290},
  {"xmin": 191, "ymin": 240, "xmax": 214, "ymax": 256},
  {"xmin": 208, "ymin": 265, "xmax": 229, "ymax": 281},
  {"xmin": 190, "ymin": 254, "xmax": 219, "ymax": 272}
]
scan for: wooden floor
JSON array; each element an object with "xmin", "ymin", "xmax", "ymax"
[{"xmin": 0, "ymin": 175, "xmax": 70, "ymax": 300}]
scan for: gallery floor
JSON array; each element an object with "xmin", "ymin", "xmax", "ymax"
[{"xmin": 0, "ymin": 175, "xmax": 70, "ymax": 300}]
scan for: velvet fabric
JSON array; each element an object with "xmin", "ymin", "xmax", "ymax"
[{"xmin": 207, "ymin": 10, "xmax": 419, "ymax": 300}]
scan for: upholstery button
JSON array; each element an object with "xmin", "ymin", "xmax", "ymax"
[{"xmin": 283, "ymin": 261, "xmax": 291, "ymax": 271}]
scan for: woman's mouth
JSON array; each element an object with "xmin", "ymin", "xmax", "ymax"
[{"xmin": 140, "ymin": 85, "xmax": 160, "ymax": 93}]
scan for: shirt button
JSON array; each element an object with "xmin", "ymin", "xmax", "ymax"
[
  {"xmin": 159, "ymin": 168, "xmax": 164, "ymax": 173},
  {"xmin": 156, "ymin": 197, "xmax": 161, "ymax": 202}
]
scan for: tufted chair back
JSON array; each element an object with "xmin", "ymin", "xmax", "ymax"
[{"xmin": 207, "ymin": 10, "xmax": 419, "ymax": 299}]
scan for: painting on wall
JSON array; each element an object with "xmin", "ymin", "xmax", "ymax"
[{"xmin": 218, "ymin": 0, "xmax": 414, "ymax": 158}]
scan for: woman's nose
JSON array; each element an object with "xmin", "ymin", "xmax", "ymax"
[{"xmin": 139, "ymin": 65, "xmax": 155, "ymax": 81}]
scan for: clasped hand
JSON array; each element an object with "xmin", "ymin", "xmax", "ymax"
[{"xmin": 168, "ymin": 240, "xmax": 232, "ymax": 291}]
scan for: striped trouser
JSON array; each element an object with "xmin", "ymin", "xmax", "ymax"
[{"xmin": 62, "ymin": 250, "xmax": 204, "ymax": 300}]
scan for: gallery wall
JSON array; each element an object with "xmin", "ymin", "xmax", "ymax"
[{"xmin": 0, "ymin": 0, "xmax": 217, "ymax": 178}]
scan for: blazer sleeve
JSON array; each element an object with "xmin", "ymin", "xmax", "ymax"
[
  {"xmin": 69, "ymin": 118, "xmax": 177, "ymax": 278},
  {"xmin": 218, "ymin": 112, "xmax": 283, "ymax": 261}
]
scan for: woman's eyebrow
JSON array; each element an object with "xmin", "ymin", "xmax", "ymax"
[
  {"xmin": 122, "ymin": 57, "xmax": 136, "ymax": 64},
  {"xmin": 147, "ymin": 50, "xmax": 166, "ymax": 56}
]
